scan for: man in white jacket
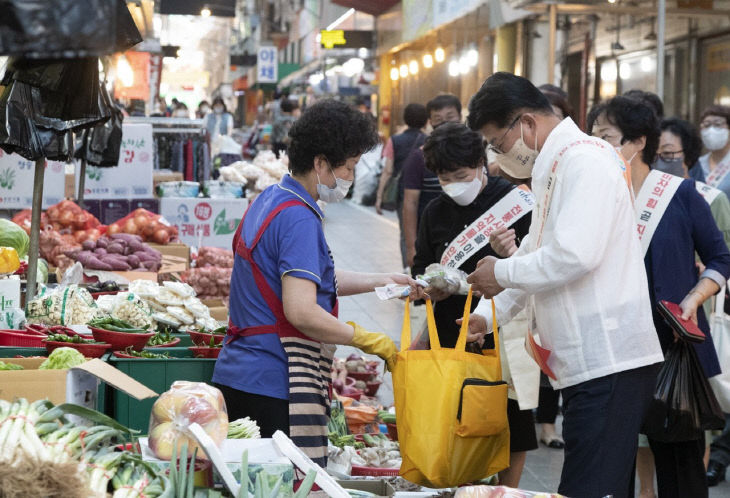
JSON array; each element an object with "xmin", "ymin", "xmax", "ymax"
[{"xmin": 465, "ymin": 72, "xmax": 664, "ymax": 498}]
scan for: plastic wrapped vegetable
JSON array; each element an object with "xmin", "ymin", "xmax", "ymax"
[
  {"xmin": 0, "ymin": 247, "xmax": 20, "ymax": 274},
  {"xmin": 196, "ymin": 247, "xmax": 234, "ymax": 268},
  {"xmin": 0, "ymin": 218, "xmax": 30, "ymax": 258},
  {"xmin": 38, "ymin": 347, "xmax": 86, "ymax": 370},
  {"xmin": 25, "ymin": 285, "xmax": 106, "ymax": 325},
  {"xmin": 148, "ymin": 381, "xmax": 228, "ymax": 460},
  {"xmin": 111, "ymin": 292, "xmax": 154, "ymax": 329}
]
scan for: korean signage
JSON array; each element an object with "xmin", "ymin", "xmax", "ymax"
[
  {"xmin": 160, "ymin": 198, "xmax": 248, "ymax": 249},
  {"xmin": 74, "ymin": 123, "xmax": 154, "ymax": 199},
  {"xmin": 0, "ymin": 151, "xmax": 65, "ymax": 209},
  {"xmin": 257, "ymin": 46, "xmax": 278, "ymax": 83}
]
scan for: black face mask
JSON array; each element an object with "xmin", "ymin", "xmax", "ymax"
[{"xmin": 653, "ymin": 157, "xmax": 685, "ymax": 177}]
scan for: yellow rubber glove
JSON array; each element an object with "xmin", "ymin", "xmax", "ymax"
[{"xmin": 347, "ymin": 322, "xmax": 398, "ymax": 371}]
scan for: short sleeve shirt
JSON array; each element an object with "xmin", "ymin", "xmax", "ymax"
[{"xmin": 212, "ymin": 175, "xmax": 337, "ymax": 400}]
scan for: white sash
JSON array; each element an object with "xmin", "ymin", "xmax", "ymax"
[
  {"xmin": 635, "ymin": 170, "xmax": 683, "ymax": 257},
  {"xmin": 696, "ymin": 181, "xmax": 723, "ymax": 205},
  {"xmin": 440, "ymin": 185, "xmax": 535, "ymax": 269},
  {"xmin": 705, "ymin": 158, "xmax": 730, "ymax": 188}
]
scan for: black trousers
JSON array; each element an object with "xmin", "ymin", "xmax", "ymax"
[
  {"xmin": 558, "ymin": 364, "xmax": 659, "ymax": 498},
  {"xmin": 216, "ymin": 383, "xmax": 289, "ymax": 438},
  {"xmin": 536, "ymin": 372, "xmax": 561, "ymax": 424},
  {"xmin": 648, "ymin": 436, "xmax": 708, "ymax": 498}
]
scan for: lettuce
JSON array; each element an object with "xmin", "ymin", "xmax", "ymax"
[
  {"xmin": 0, "ymin": 219, "xmax": 29, "ymax": 258},
  {"xmin": 39, "ymin": 347, "xmax": 86, "ymax": 370}
]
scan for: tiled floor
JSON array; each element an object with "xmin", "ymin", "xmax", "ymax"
[{"xmin": 324, "ymin": 200, "xmax": 730, "ymax": 497}]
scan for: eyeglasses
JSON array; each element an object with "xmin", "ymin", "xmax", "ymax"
[
  {"xmin": 488, "ymin": 115, "xmax": 522, "ymax": 155},
  {"xmin": 700, "ymin": 119, "xmax": 728, "ymax": 129},
  {"xmin": 657, "ymin": 150, "xmax": 684, "ymax": 162}
]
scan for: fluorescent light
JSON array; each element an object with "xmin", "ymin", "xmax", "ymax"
[
  {"xmin": 326, "ymin": 8, "xmax": 355, "ymax": 31},
  {"xmin": 342, "ymin": 57, "xmax": 365, "ymax": 77},
  {"xmin": 619, "ymin": 62, "xmax": 631, "ymax": 79},
  {"xmin": 409, "ymin": 60, "xmax": 418, "ymax": 75},
  {"xmin": 200, "ymin": 6, "xmax": 211, "ymax": 17},
  {"xmin": 459, "ymin": 54, "xmax": 470, "ymax": 74},
  {"xmin": 467, "ymin": 49, "xmax": 478, "ymax": 67},
  {"xmin": 399, "ymin": 64, "xmax": 408, "ymax": 78},
  {"xmin": 640, "ymin": 56, "xmax": 653, "ymax": 73},
  {"xmin": 435, "ymin": 47, "xmax": 445, "ymax": 63},
  {"xmin": 423, "ymin": 54, "xmax": 434, "ymax": 68},
  {"xmin": 601, "ymin": 63, "xmax": 617, "ymax": 82},
  {"xmin": 390, "ymin": 67, "xmax": 399, "ymax": 81},
  {"xmin": 448, "ymin": 60, "xmax": 460, "ymax": 77}
]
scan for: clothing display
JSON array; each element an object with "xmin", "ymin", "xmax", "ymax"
[{"xmin": 153, "ymin": 133, "xmax": 211, "ymax": 182}]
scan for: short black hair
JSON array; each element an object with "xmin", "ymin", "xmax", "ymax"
[
  {"xmin": 539, "ymin": 85, "xmax": 574, "ymax": 121},
  {"xmin": 423, "ymin": 122, "xmax": 486, "ymax": 174},
  {"xmin": 426, "ymin": 94, "xmax": 462, "ymax": 116},
  {"xmin": 281, "ymin": 99, "xmax": 296, "ymax": 113},
  {"xmin": 288, "ymin": 99, "xmax": 379, "ymax": 175},
  {"xmin": 467, "ymin": 72, "xmax": 553, "ymax": 131},
  {"xmin": 403, "ymin": 103, "xmax": 428, "ymax": 129},
  {"xmin": 604, "ymin": 95, "xmax": 659, "ymax": 165},
  {"xmin": 586, "ymin": 102, "xmax": 607, "ymax": 133},
  {"xmin": 701, "ymin": 105, "xmax": 730, "ymax": 127},
  {"xmin": 624, "ymin": 89, "xmax": 664, "ymax": 119},
  {"xmin": 660, "ymin": 118, "xmax": 703, "ymax": 168}
]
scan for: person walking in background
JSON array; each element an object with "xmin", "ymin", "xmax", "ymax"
[
  {"xmin": 375, "ymin": 103, "xmax": 428, "ymax": 270},
  {"xmin": 271, "ymin": 99, "xmax": 297, "ymax": 158},
  {"xmin": 196, "ymin": 100, "xmax": 211, "ymax": 119},
  {"xmin": 464, "ymin": 72, "xmax": 664, "ymax": 498},
  {"xmin": 204, "ymin": 97, "xmax": 234, "ymax": 140},
  {"xmin": 590, "ymin": 96, "xmax": 730, "ymax": 498},
  {"xmin": 690, "ymin": 105, "xmax": 730, "ymax": 199},
  {"xmin": 402, "ymin": 94, "xmax": 462, "ymax": 269}
]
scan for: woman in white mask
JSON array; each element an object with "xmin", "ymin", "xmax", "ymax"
[
  {"xmin": 212, "ymin": 100, "xmax": 424, "ymax": 467},
  {"xmin": 413, "ymin": 122, "xmax": 537, "ymax": 487},
  {"xmin": 692, "ymin": 105, "xmax": 730, "ymax": 199}
]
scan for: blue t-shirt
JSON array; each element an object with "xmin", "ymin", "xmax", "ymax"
[{"xmin": 212, "ymin": 175, "xmax": 337, "ymax": 400}]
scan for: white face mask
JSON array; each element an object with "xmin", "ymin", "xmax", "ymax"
[
  {"xmin": 616, "ymin": 144, "xmax": 637, "ymax": 164},
  {"xmin": 443, "ymin": 167, "xmax": 485, "ymax": 206},
  {"xmin": 214, "ymin": 106, "xmax": 224, "ymax": 114},
  {"xmin": 701, "ymin": 126, "xmax": 729, "ymax": 151},
  {"xmin": 316, "ymin": 166, "xmax": 352, "ymax": 203},
  {"xmin": 496, "ymin": 122, "xmax": 539, "ymax": 179}
]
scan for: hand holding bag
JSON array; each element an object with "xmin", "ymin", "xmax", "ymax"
[{"xmin": 392, "ymin": 289, "xmax": 510, "ymax": 488}]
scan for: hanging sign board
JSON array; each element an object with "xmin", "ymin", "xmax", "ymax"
[
  {"xmin": 75, "ymin": 123, "xmax": 154, "ymax": 200},
  {"xmin": 257, "ymin": 46, "xmax": 278, "ymax": 83},
  {"xmin": 319, "ymin": 30, "xmax": 374, "ymax": 50},
  {"xmin": 159, "ymin": 198, "xmax": 249, "ymax": 249},
  {"xmin": 0, "ymin": 151, "xmax": 65, "ymax": 209}
]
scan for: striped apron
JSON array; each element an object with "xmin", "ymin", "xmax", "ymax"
[{"xmin": 227, "ymin": 199, "xmax": 336, "ymax": 466}]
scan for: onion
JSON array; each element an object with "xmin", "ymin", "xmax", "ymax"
[
  {"xmin": 107, "ymin": 223, "xmax": 121, "ymax": 235},
  {"xmin": 152, "ymin": 228, "xmax": 170, "ymax": 245},
  {"xmin": 73, "ymin": 230, "xmax": 88, "ymax": 243},
  {"xmin": 86, "ymin": 228, "xmax": 101, "ymax": 241},
  {"xmin": 73, "ymin": 213, "xmax": 88, "ymax": 230},
  {"xmin": 59, "ymin": 210, "xmax": 74, "ymax": 227},
  {"xmin": 123, "ymin": 218, "xmax": 138, "ymax": 234},
  {"xmin": 134, "ymin": 213, "xmax": 148, "ymax": 228}
]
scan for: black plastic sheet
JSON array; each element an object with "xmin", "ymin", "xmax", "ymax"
[
  {"xmin": 76, "ymin": 83, "xmax": 124, "ymax": 166},
  {"xmin": 643, "ymin": 340, "xmax": 725, "ymax": 443},
  {"xmin": 0, "ymin": 0, "xmax": 142, "ymax": 58}
]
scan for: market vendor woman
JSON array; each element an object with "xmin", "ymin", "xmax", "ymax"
[{"xmin": 213, "ymin": 99, "xmax": 422, "ymax": 466}]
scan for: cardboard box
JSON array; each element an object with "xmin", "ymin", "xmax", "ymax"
[
  {"xmin": 84, "ymin": 269, "xmax": 158, "ymax": 284},
  {"xmin": 0, "ymin": 358, "xmax": 157, "ymax": 408},
  {"xmin": 147, "ymin": 243, "xmax": 190, "ymax": 269},
  {"xmin": 130, "ymin": 198, "xmax": 160, "ymax": 214},
  {"xmin": 101, "ymin": 199, "xmax": 131, "ymax": 225},
  {"xmin": 0, "ymin": 277, "xmax": 22, "ymax": 328},
  {"xmin": 202, "ymin": 298, "xmax": 228, "ymax": 321},
  {"xmin": 338, "ymin": 480, "xmax": 396, "ymax": 497},
  {"xmin": 153, "ymin": 170, "xmax": 184, "ymax": 196}
]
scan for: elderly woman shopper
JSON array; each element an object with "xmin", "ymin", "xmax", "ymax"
[
  {"xmin": 212, "ymin": 99, "xmax": 423, "ymax": 466},
  {"xmin": 591, "ymin": 96, "xmax": 730, "ymax": 498},
  {"xmin": 690, "ymin": 105, "xmax": 730, "ymax": 199}
]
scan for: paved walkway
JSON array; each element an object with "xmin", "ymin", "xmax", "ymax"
[{"xmin": 324, "ymin": 200, "xmax": 730, "ymax": 496}]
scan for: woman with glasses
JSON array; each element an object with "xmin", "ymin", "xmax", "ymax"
[
  {"xmin": 690, "ymin": 106, "xmax": 730, "ymax": 199},
  {"xmin": 590, "ymin": 97, "xmax": 730, "ymax": 498}
]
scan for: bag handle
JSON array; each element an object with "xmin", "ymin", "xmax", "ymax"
[
  {"xmin": 454, "ymin": 287, "xmax": 474, "ymax": 352},
  {"xmin": 399, "ymin": 296, "xmax": 442, "ymax": 352}
]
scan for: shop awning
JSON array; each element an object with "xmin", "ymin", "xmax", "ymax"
[
  {"xmin": 278, "ymin": 60, "xmax": 322, "ymax": 88},
  {"xmin": 331, "ymin": 0, "xmax": 399, "ymax": 16}
]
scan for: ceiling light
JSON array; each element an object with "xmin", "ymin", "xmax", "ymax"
[
  {"xmin": 399, "ymin": 64, "xmax": 408, "ymax": 78},
  {"xmin": 611, "ymin": 41, "xmax": 625, "ymax": 51},
  {"xmin": 619, "ymin": 62, "xmax": 632, "ymax": 79},
  {"xmin": 409, "ymin": 60, "xmax": 418, "ymax": 75},
  {"xmin": 459, "ymin": 54, "xmax": 470, "ymax": 74},
  {"xmin": 200, "ymin": 6, "xmax": 211, "ymax": 17},
  {"xmin": 608, "ymin": 0, "xmax": 617, "ymax": 4},
  {"xmin": 601, "ymin": 63, "xmax": 617, "ymax": 82},
  {"xmin": 466, "ymin": 48, "xmax": 479, "ymax": 67},
  {"xmin": 640, "ymin": 56, "xmax": 653, "ymax": 72},
  {"xmin": 423, "ymin": 54, "xmax": 434, "ymax": 69},
  {"xmin": 434, "ymin": 47, "xmax": 445, "ymax": 63},
  {"xmin": 448, "ymin": 59, "xmax": 460, "ymax": 77},
  {"xmin": 390, "ymin": 67, "xmax": 399, "ymax": 81}
]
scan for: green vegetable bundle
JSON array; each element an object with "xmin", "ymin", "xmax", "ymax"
[
  {"xmin": 228, "ymin": 417, "xmax": 261, "ymax": 439},
  {"xmin": 88, "ymin": 316, "xmax": 150, "ymax": 333}
]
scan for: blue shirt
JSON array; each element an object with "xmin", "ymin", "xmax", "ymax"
[
  {"xmin": 212, "ymin": 175, "xmax": 337, "ymax": 399},
  {"xmin": 644, "ymin": 179, "xmax": 730, "ymax": 378}
]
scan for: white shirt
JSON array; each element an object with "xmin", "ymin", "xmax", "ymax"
[{"xmin": 474, "ymin": 118, "xmax": 663, "ymax": 389}]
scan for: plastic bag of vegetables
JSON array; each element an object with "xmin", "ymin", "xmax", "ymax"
[
  {"xmin": 0, "ymin": 218, "xmax": 30, "ymax": 258},
  {"xmin": 107, "ymin": 208, "xmax": 178, "ymax": 245},
  {"xmin": 25, "ymin": 285, "xmax": 106, "ymax": 325},
  {"xmin": 111, "ymin": 292, "xmax": 155, "ymax": 329}
]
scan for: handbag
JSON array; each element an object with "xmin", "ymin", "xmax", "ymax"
[
  {"xmin": 381, "ymin": 133, "xmax": 423, "ymax": 211},
  {"xmin": 710, "ymin": 286, "xmax": 730, "ymax": 412},
  {"xmin": 392, "ymin": 289, "xmax": 510, "ymax": 488}
]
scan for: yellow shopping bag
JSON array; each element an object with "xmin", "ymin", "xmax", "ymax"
[{"xmin": 392, "ymin": 289, "xmax": 510, "ymax": 488}]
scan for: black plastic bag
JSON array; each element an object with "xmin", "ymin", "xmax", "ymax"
[
  {"xmin": 76, "ymin": 83, "xmax": 124, "ymax": 166},
  {"xmin": 0, "ymin": 0, "xmax": 141, "ymax": 58},
  {"xmin": 643, "ymin": 340, "xmax": 725, "ymax": 443}
]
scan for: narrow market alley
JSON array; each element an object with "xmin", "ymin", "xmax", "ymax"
[{"xmin": 325, "ymin": 200, "xmax": 730, "ymax": 496}]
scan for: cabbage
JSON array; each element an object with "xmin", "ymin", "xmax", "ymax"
[
  {"xmin": 38, "ymin": 347, "xmax": 86, "ymax": 370},
  {"xmin": 0, "ymin": 219, "xmax": 29, "ymax": 258}
]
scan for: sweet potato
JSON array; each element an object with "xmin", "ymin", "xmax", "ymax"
[
  {"xmin": 110, "ymin": 233, "xmax": 143, "ymax": 243},
  {"xmin": 107, "ymin": 243, "xmax": 124, "ymax": 254},
  {"xmin": 74, "ymin": 251, "xmax": 113, "ymax": 270},
  {"xmin": 127, "ymin": 254, "xmax": 140, "ymax": 268},
  {"xmin": 81, "ymin": 240, "xmax": 96, "ymax": 251}
]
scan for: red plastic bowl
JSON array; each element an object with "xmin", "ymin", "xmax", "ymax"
[
  {"xmin": 188, "ymin": 330, "xmax": 224, "ymax": 346},
  {"xmin": 147, "ymin": 337, "xmax": 181, "ymax": 348},
  {"xmin": 188, "ymin": 346, "xmax": 221, "ymax": 358},
  {"xmin": 365, "ymin": 381, "xmax": 382, "ymax": 397},
  {"xmin": 44, "ymin": 340, "xmax": 111, "ymax": 358},
  {"xmin": 0, "ymin": 330, "xmax": 46, "ymax": 347},
  {"xmin": 90, "ymin": 327, "xmax": 155, "ymax": 352}
]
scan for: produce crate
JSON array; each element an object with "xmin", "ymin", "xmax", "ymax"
[
  {"xmin": 0, "ymin": 347, "xmax": 46, "ymax": 357},
  {"xmin": 170, "ymin": 333, "xmax": 193, "ymax": 347},
  {"xmin": 104, "ymin": 348, "xmax": 216, "ymax": 432}
]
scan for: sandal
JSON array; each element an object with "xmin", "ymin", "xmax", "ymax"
[{"xmin": 539, "ymin": 436, "xmax": 565, "ymax": 449}]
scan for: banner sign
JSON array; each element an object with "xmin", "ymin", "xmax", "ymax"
[
  {"xmin": 0, "ymin": 151, "xmax": 65, "ymax": 209},
  {"xmin": 160, "ymin": 198, "xmax": 249, "ymax": 249}
]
